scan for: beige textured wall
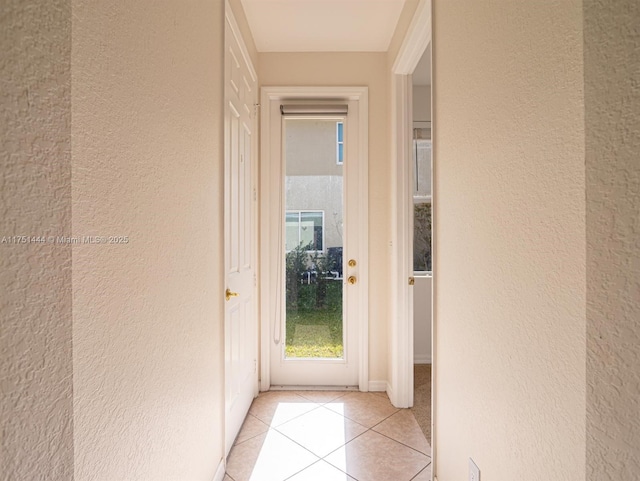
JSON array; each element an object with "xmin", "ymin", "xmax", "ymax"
[
  {"xmin": 0, "ymin": 1, "xmax": 74, "ymax": 479},
  {"xmin": 72, "ymin": 0, "xmax": 226, "ymax": 479},
  {"xmin": 432, "ymin": 1, "xmax": 585, "ymax": 479},
  {"xmin": 259, "ymin": 53, "xmax": 390, "ymax": 383},
  {"xmin": 584, "ymin": 0, "xmax": 640, "ymax": 479}
]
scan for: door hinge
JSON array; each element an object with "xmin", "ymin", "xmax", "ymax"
[{"xmin": 254, "ymin": 359, "xmax": 257, "ymax": 373}]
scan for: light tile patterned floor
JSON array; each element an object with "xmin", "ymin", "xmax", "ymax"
[{"xmin": 225, "ymin": 391, "xmax": 431, "ymax": 481}]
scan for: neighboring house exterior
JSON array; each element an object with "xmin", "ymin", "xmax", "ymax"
[{"xmin": 285, "ymin": 119, "xmax": 344, "ymax": 253}]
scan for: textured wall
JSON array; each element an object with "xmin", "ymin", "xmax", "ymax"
[
  {"xmin": 585, "ymin": 0, "xmax": 640, "ymax": 479},
  {"xmin": 71, "ymin": 0, "xmax": 226, "ymax": 479},
  {"xmin": 0, "ymin": 1, "xmax": 74, "ymax": 480},
  {"xmin": 432, "ymin": 0, "xmax": 586, "ymax": 479},
  {"xmin": 259, "ymin": 53, "xmax": 390, "ymax": 383}
]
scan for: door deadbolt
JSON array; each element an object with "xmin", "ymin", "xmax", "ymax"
[
  {"xmin": 348, "ymin": 276, "xmax": 357, "ymax": 285},
  {"xmin": 348, "ymin": 259, "xmax": 357, "ymax": 267}
]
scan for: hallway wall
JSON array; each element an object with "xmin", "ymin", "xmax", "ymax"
[
  {"xmin": 432, "ymin": 0, "xmax": 586, "ymax": 479},
  {"xmin": 71, "ymin": 0, "xmax": 226, "ymax": 479},
  {"xmin": 1, "ymin": 1, "xmax": 73, "ymax": 479},
  {"xmin": 259, "ymin": 53, "xmax": 390, "ymax": 384},
  {"xmin": 585, "ymin": 0, "xmax": 640, "ymax": 478}
]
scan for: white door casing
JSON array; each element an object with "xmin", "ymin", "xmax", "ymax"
[
  {"xmin": 389, "ymin": 0, "xmax": 431, "ymax": 409},
  {"xmin": 260, "ymin": 87, "xmax": 369, "ymax": 391},
  {"xmin": 224, "ymin": 4, "xmax": 258, "ymax": 456}
]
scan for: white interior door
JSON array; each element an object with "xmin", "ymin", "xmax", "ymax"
[
  {"xmin": 224, "ymin": 9, "xmax": 258, "ymax": 454},
  {"xmin": 260, "ymin": 89, "xmax": 369, "ymax": 389}
]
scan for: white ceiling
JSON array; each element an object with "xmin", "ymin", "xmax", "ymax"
[
  {"xmin": 240, "ymin": 0, "xmax": 408, "ymax": 52},
  {"xmin": 413, "ymin": 46, "xmax": 431, "ymax": 86}
]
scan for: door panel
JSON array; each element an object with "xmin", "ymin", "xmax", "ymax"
[
  {"xmin": 224, "ymin": 13, "xmax": 257, "ymax": 455},
  {"xmin": 269, "ymin": 112, "xmax": 364, "ymax": 387}
]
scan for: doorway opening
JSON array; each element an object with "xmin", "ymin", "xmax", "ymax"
[
  {"xmin": 260, "ymin": 87, "xmax": 369, "ymax": 391},
  {"xmin": 411, "ymin": 45, "xmax": 433, "ymax": 445}
]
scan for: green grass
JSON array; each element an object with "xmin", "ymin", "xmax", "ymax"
[{"xmin": 285, "ymin": 282, "xmax": 343, "ymax": 358}]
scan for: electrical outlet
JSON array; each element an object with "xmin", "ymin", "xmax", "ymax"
[{"xmin": 469, "ymin": 458, "xmax": 481, "ymax": 481}]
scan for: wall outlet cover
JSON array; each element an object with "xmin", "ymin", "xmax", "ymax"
[{"xmin": 469, "ymin": 458, "xmax": 481, "ymax": 481}]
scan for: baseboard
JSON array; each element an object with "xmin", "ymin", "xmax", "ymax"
[
  {"xmin": 414, "ymin": 356, "xmax": 432, "ymax": 364},
  {"xmin": 212, "ymin": 457, "xmax": 225, "ymax": 481},
  {"xmin": 368, "ymin": 380, "xmax": 387, "ymax": 392}
]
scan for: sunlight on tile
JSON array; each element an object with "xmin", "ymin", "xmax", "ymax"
[
  {"xmin": 228, "ymin": 392, "xmax": 431, "ymax": 481},
  {"xmin": 249, "ymin": 429, "xmax": 317, "ymax": 480},
  {"xmin": 276, "ymin": 405, "xmax": 366, "ymax": 457},
  {"xmin": 287, "ymin": 460, "xmax": 356, "ymax": 481},
  {"xmin": 226, "ymin": 429, "xmax": 318, "ymax": 481}
]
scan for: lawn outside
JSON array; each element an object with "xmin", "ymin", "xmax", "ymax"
[{"xmin": 285, "ymin": 281, "xmax": 343, "ymax": 358}]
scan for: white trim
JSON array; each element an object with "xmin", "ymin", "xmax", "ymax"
[
  {"xmin": 389, "ymin": 73, "xmax": 415, "ymax": 409},
  {"xmin": 392, "ymin": 0, "xmax": 432, "ymax": 74},
  {"xmin": 225, "ymin": 0, "xmax": 257, "ymax": 83},
  {"xmin": 260, "ymin": 86, "xmax": 369, "ymax": 392},
  {"xmin": 388, "ymin": 0, "xmax": 434, "ymax": 471},
  {"xmin": 368, "ymin": 380, "xmax": 388, "ymax": 392},
  {"xmin": 212, "ymin": 458, "xmax": 226, "ymax": 481}
]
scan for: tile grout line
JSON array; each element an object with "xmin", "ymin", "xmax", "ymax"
[{"xmin": 408, "ymin": 461, "xmax": 433, "ymax": 481}]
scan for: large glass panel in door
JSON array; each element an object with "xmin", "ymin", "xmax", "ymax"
[{"xmin": 284, "ymin": 118, "xmax": 344, "ymax": 359}]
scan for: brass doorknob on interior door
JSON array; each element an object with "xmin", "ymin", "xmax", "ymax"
[
  {"xmin": 409, "ymin": 277, "xmax": 415, "ymax": 286},
  {"xmin": 347, "ymin": 276, "xmax": 357, "ymax": 285},
  {"xmin": 348, "ymin": 259, "xmax": 357, "ymax": 267},
  {"xmin": 225, "ymin": 288, "xmax": 239, "ymax": 301}
]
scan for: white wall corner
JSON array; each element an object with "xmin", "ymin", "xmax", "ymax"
[{"xmin": 368, "ymin": 380, "xmax": 388, "ymax": 392}]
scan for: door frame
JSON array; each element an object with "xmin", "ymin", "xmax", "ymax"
[
  {"xmin": 389, "ymin": 0, "xmax": 431, "ymax": 406},
  {"xmin": 259, "ymin": 86, "xmax": 369, "ymax": 392}
]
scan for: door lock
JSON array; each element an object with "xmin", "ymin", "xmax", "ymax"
[
  {"xmin": 348, "ymin": 259, "xmax": 357, "ymax": 267},
  {"xmin": 408, "ymin": 277, "xmax": 415, "ymax": 286},
  {"xmin": 347, "ymin": 276, "xmax": 357, "ymax": 285}
]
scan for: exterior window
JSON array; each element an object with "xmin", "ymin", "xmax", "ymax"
[
  {"xmin": 286, "ymin": 211, "xmax": 324, "ymax": 252},
  {"xmin": 413, "ymin": 127, "xmax": 432, "ymax": 273},
  {"xmin": 413, "ymin": 201, "xmax": 432, "ymax": 272},
  {"xmin": 336, "ymin": 122, "xmax": 344, "ymax": 165}
]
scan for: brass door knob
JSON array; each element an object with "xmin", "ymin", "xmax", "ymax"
[
  {"xmin": 347, "ymin": 276, "xmax": 357, "ymax": 285},
  {"xmin": 348, "ymin": 259, "xmax": 357, "ymax": 267},
  {"xmin": 225, "ymin": 288, "xmax": 239, "ymax": 301},
  {"xmin": 408, "ymin": 277, "xmax": 415, "ymax": 286}
]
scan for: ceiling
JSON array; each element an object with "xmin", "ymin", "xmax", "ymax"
[{"xmin": 240, "ymin": 0, "xmax": 408, "ymax": 52}]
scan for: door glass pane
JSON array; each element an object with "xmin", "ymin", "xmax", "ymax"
[
  {"xmin": 284, "ymin": 118, "xmax": 344, "ymax": 359},
  {"xmin": 413, "ymin": 127, "xmax": 432, "ymax": 272}
]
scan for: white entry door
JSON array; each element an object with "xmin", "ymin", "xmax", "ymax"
[
  {"xmin": 260, "ymin": 89, "xmax": 369, "ymax": 389},
  {"xmin": 224, "ymin": 9, "xmax": 258, "ymax": 454}
]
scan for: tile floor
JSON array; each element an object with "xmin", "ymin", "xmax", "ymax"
[{"xmin": 225, "ymin": 391, "xmax": 431, "ymax": 481}]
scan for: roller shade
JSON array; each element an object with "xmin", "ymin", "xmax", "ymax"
[{"xmin": 280, "ymin": 104, "xmax": 348, "ymax": 116}]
